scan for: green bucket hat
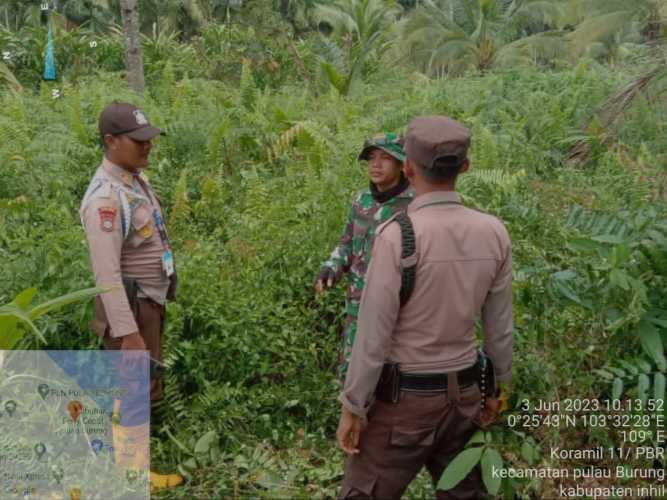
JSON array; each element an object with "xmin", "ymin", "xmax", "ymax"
[{"xmin": 358, "ymin": 132, "xmax": 406, "ymax": 163}]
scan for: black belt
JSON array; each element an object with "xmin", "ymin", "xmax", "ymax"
[{"xmin": 399, "ymin": 362, "xmax": 479, "ymax": 392}]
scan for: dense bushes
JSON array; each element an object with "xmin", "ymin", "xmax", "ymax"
[{"xmin": 1, "ymin": 57, "xmax": 666, "ymax": 497}]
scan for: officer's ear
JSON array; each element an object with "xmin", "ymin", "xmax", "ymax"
[
  {"xmin": 404, "ymin": 159, "xmax": 416, "ymax": 179},
  {"xmin": 459, "ymin": 158, "xmax": 470, "ymax": 174},
  {"xmin": 104, "ymin": 134, "xmax": 119, "ymax": 151}
]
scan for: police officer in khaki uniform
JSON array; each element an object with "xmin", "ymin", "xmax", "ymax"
[
  {"xmin": 80, "ymin": 101, "xmax": 182, "ymax": 491},
  {"xmin": 336, "ymin": 116, "xmax": 513, "ymax": 499}
]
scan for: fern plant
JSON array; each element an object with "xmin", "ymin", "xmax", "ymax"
[
  {"xmin": 458, "ymin": 167, "xmax": 527, "ymax": 209},
  {"xmin": 595, "ymin": 355, "xmax": 666, "ymax": 411},
  {"xmin": 267, "ymin": 119, "xmax": 336, "ymax": 173},
  {"xmin": 167, "ymin": 169, "xmax": 191, "ymax": 240},
  {"xmin": 562, "ymin": 204, "xmax": 667, "ymax": 368},
  {"xmin": 239, "ymin": 61, "xmax": 258, "ymax": 111}
]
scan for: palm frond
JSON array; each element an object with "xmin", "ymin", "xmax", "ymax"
[
  {"xmin": 567, "ymin": 10, "xmax": 634, "ymax": 58},
  {"xmin": 511, "ymin": 0, "xmax": 564, "ymax": 24},
  {"xmin": 495, "ymin": 30, "xmax": 568, "ymax": 67},
  {"xmin": 0, "ymin": 61, "xmax": 22, "ymax": 92},
  {"xmin": 313, "ymin": 3, "xmax": 357, "ymax": 37},
  {"xmin": 568, "ymin": 66, "xmax": 666, "ymax": 164}
]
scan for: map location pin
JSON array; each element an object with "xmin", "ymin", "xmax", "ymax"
[
  {"xmin": 91, "ymin": 439, "xmax": 103, "ymax": 455},
  {"xmin": 126, "ymin": 469, "xmax": 137, "ymax": 484},
  {"xmin": 67, "ymin": 400, "xmax": 83, "ymax": 423},
  {"xmin": 34, "ymin": 443, "xmax": 46, "ymax": 460},
  {"xmin": 38, "ymin": 383, "xmax": 50, "ymax": 400},
  {"xmin": 4, "ymin": 400, "xmax": 16, "ymax": 417},
  {"xmin": 51, "ymin": 465, "xmax": 64, "ymax": 484}
]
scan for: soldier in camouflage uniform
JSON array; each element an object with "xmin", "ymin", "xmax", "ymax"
[{"xmin": 315, "ymin": 133, "xmax": 414, "ymax": 379}]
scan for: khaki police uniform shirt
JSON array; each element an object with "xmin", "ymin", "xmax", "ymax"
[
  {"xmin": 340, "ymin": 191, "xmax": 513, "ymax": 418},
  {"xmin": 80, "ymin": 157, "xmax": 170, "ymax": 338}
]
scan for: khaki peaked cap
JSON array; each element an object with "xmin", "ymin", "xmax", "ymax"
[{"xmin": 404, "ymin": 116, "xmax": 471, "ymax": 168}]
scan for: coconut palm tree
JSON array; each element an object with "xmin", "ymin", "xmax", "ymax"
[
  {"xmin": 400, "ymin": 0, "xmax": 566, "ymax": 76},
  {"xmin": 138, "ymin": 0, "xmax": 238, "ymax": 38},
  {"xmin": 0, "ymin": 0, "xmax": 119, "ymax": 31},
  {"xmin": 313, "ymin": 0, "xmax": 401, "ymax": 94},
  {"xmin": 58, "ymin": 0, "xmax": 120, "ymax": 31},
  {"xmin": 120, "ymin": 0, "xmax": 145, "ymax": 93},
  {"xmin": 563, "ymin": 0, "xmax": 665, "ymax": 60},
  {"xmin": 314, "ymin": 0, "xmax": 399, "ymax": 50},
  {"xmin": 0, "ymin": 0, "xmax": 48, "ymax": 30},
  {"xmin": 277, "ymin": 0, "xmax": 321, "ymax": 34},
  {"xmin": 0, "ymin": 1, "xmax": 26, "ymax": 30}
]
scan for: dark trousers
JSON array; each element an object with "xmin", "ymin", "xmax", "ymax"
[
  {"xmin": 101, "ymin": 298, "xmax": 165, "ymax": 402},
  {"xmin": 339, "ymin": 382, "xmax": 484, "ymax": 500}
]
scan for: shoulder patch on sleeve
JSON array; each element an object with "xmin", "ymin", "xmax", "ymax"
[
  {"xmin": 98, "ymin": 207, "xmax": 117, "ymax": 232},
  {"xmin": 81, "ymin": 193, "xmax": 119, "ymax": 232}
]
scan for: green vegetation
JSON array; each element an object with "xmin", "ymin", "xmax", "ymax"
[
  {"xmin": 0, "ymin": 286, "xmax": 106, "ymax": 349},
  {"xmin": 1, "ymin": 0, "xmax": 666, "ymax": 498}
]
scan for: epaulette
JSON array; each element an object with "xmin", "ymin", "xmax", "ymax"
[{"xmin": 81, "ymin": 178, "xmax": 112, "ymax": 204}]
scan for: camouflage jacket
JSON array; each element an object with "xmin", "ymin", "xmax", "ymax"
[{"xmin": 322, "ymin": 184, "xmax": 414, "ymax": 318}]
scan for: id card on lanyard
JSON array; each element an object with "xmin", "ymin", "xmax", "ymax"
[
  {"xmin": 162, "ymin": 249, "xmax": 175, "ymax": 277},
  {"xmin": 152, "ymin": 208, "xmax": 175, "ymax": 277}
]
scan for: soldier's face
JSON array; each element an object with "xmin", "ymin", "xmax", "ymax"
[
  {"xmin": 367, "ymin": 149, "xmax": 403, "ymax": 192},
  {"xmin": 105, "ymin": 134, "xmax": 153, "ymax": 170}
]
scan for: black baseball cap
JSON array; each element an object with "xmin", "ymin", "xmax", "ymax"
[{"xmin": 99, "ymin": 101, "xmax": 163, "ymax": 141}]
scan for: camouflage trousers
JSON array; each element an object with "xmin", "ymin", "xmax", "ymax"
[{"xmin": 338, "ymin": 313, "xmax": 358, "ymax": 382}]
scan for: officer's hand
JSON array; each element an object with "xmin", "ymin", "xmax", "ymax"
[
  {"xmin": 479, "ymin": 397, "xmax": 501, "ymax": 428},
  {"xmin": 337, "ymin": 406, "xmax": 362, "ymax": 455},
  {"xmin": 479, "ymin": 384, "xmax": 510, "ymax": 428},
  {"xmin": 118, "ymin": 332, "xmax": 148, "ymax": 385},
  {"xmin": 314, "ymin": 267, "xmax": 335, "ymax": 296},
  {"xmin": 120, "ymin": 331, "xmax": 146, "ymax": 350}
]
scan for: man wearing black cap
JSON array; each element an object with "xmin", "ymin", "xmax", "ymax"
[
  {"xmin": 336, "ymin": 116, "xmax": 513, "ymax": 499},
  {"xmin": 80, "ymin": 101, "xmax": 182, "ymax": 492}
]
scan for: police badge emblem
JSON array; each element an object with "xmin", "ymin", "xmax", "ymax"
[
  {"xmin": 98, "ymin": 207, "xmax": 116, "ymax": 232},
  {"xmin": 133, "ymin": 109, "xmax": 148, "ymax": 126}
]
